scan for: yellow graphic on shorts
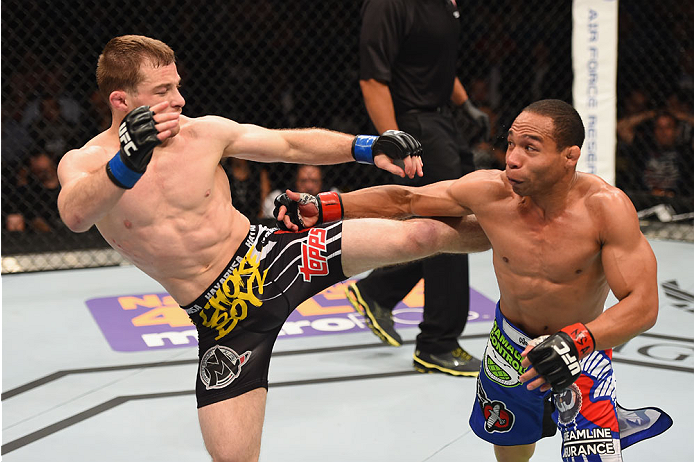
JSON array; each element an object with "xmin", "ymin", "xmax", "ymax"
[{"xmin": 200, "ymin": 248, "xmax": 268, "ymax": 340}]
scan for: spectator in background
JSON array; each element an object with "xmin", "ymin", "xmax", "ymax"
[
  {"xmin": 620, "ymin": 111, "xmax": 694, "ymax": 211},
  {"xmin": 3, "ymin": 148, "xmax": 63, "ymax": 233},
  {"xmin": 222, "ymin": 158, "xmax": 266, "ymax": 224},
  {"xmin": 617, "ymin": 88, "xmax": 654, "ymax": 145},
  {"xmin": 27, "ymin": 94, "xmax": 80, "ymax": 160},
  {"xmin": 1, "ymin": 98, "xmax": 33, "ymax": 174},
  {"xmin": 262, "ymin": 164, "xmax": 331, "ymax": 220},
  {"xmin": 21, "ymin": 64, "xmax": 82, "ymax": 130},
  {"xmin": 665, "ymin": 90, "xmax": 694, "ymax": 150},
  {"xmin": 642, "ymin": 112, "xmax": 693, "ymax": 197}
]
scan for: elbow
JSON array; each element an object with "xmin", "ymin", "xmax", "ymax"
[
  {"xmin": 58, "ymin": 193, "xmax": 92, "ymax": 233},
  {"xmin": 59, "ymin": 209, "xmax": 91, "ymax": 233},
  {"xmin": 396, "ymin": 189, "xmax": 417, "ymax": 217},
  {"xmin": 643, "ymin": 304, "xmax": 659, "ymax": 332},
  {"xmin": 639, "ymin": 294, "xmax": 660, "ymax": 333}
]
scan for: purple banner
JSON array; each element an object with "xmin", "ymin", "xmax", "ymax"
[{"xmin": 86, "ymin": 279, "xmax": 496, "ymax": 352}]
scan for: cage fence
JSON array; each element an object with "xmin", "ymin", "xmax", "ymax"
[{"xmin": 1, "ymin": 0, "xmax": 692, "ymax": 273}]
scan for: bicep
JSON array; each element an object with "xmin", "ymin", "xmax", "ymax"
[
  {"xmin": 57, "ymin": 148, "xmax": 103, "ymax": 191},
  {"xmin": 411, "ymin": 171, "xmax": 496, "ymax": 217},
  {"xmin": 222, "ymin": 121, "xmax": 289, "ymax": 162},
  {"xmin": 600, "ymin": 196, "xmax": 657, "ymax": 301},
  {"xmin": 410, "ymin": 180, "xmax": 473, "ymax": 217}
]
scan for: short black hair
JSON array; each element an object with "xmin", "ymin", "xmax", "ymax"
[{"xmin": 522, "ymin": 99, "xmax": 585, "ymax": 150}]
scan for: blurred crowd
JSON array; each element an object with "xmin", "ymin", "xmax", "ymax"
[{"xmin": 1, "ymin": 0, "xmax": 692, "ymax": 250}]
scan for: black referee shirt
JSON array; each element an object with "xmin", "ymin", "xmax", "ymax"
[{"xmin": 359, "ymin": 0, "xmax": 461, "ymax": 116}]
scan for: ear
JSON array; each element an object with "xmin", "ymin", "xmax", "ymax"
[
  {"xmin": 108, "ymin": 90, "xmax": 129, "ymax": 112},
  {"xmin": 565, "ymin": 145, "xmax": 580, "ymax": 167}
]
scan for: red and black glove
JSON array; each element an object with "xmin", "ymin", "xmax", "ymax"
[
  {"xmin": 273, "ymin": 191, "xmax": 343, "ymax": 230},
  {"xmin": 526, "ymin": 323, "xmax": 595, "ymax": 392}
]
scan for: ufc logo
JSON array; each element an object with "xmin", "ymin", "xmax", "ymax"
[
  {"xmin": 119, "ymin": 122, "xmax": 138, "ymax": 156},
  {"xmin": 553, "ymin": 341, "xmax": 581, "ymax": 376}
]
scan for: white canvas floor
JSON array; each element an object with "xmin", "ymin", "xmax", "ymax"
[{"xmin": 2, "ymin": 239, "xmax": 692, "ymax": 461}]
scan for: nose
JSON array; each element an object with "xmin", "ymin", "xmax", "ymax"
[
  {"xmin": 171, "ymin": 88, "xmax": 186, "ymax": 109},
  {"xmin": 506, "ymin": 146, "xmax": 521, "ymax": 169}
]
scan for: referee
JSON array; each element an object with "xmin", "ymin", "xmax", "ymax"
[{"xmin": 346, "ymin": 0, "xmax": 490, "ymax": 376}]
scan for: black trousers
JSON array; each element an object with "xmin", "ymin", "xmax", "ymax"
[{"xmin": 358, "ymin": 109, "xmax": 475, "ymax": 354}]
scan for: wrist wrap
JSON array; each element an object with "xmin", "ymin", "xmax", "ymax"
[
  {"xmin": 317, "ymin": 191, "xmax": 343, "ymax": 223},
  {"xmin": 560, "ymin": 323, "xmax": 595, "ymax": 359},
  {"xmin": 106, "ymin": 151, "xmax": 143, "ymax": 189},
  {"xmin": 351, "ymin": 135, "xmax": 378, "ymax": 164}
]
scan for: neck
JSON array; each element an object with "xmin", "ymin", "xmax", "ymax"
[{"xmin": 525, "ymin": 172, "xmax": 578, "ymax": 219}]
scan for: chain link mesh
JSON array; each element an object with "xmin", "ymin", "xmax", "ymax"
[{"xmin": 2, "ymin": 0, "xmax": 692, "ymax": 273}]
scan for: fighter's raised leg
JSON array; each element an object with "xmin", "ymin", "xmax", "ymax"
[{"xmin": 340, "ymin": 216, "xmax": 489, "ymax": 277}]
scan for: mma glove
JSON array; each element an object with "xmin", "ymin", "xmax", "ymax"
[
  {"xmin": 273, "ymin": 191, "xmax": 343, "ymax": 230},
  {"xmin": 526, "ymin": 323, "xmax": 595, "ymax": 392},
  {"xmin": 461, "ymin": 99, "xmax": 491, "ymax": 142},
  {"xmin": 351, "ymin": 130, "xmax": 422, "ymax": 164},
  {"xmin": 106, "ymin": 106, "xmax": 161, "ymax": 189}
]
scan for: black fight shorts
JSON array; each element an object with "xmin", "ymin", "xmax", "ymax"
[{"xmin": 181, "ymin": 223, "xmax": 345, "ymax": 408}]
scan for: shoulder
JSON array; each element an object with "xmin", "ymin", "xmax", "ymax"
[
  {"xmin": 181, "ymin": 114, "xmax": 240, "ymax": 135},
  {"xmin": 59, "ymin": 134, "xmax": 112, "ymax": 171},
  {"xmin": 448, "ymin": 169, "xmax": 509, "ymax": 207},
  {"xmin": 581, "ymin": 173, "xmax": 635, "ymax": 215},
  {"xmin": 57, "ymin": 138, "xmax": 112, "ymax": 187},
  {"xmin": 579, "ymin": 173, "xmax": 640, "ymax": 240},
  {"xmin": 453, "ymin": 169, "xmax": 508, "ymax": 194},
  {"xmin": 178, "ymin": 115, "xmax": 245, "ymax": 147}
]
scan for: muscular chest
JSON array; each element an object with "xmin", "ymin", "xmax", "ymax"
[
  {"xmin": 123, "ymin": 147, "xmax": 223, "ymax": 214},
  {"xmin": 482, "ymin": 206, "xmax": 602, "ymax": 283}
]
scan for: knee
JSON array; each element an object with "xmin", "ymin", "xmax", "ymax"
[
  {"xmin": 494, "ymin": 443, "xmax": 535, "ymax": 462},
  {"xmin": 206, "ymin": 437, "xmax": 260, "ymax": 462},
  {"xmin": 209, "ymin": 448, "xmax": 259, "ymax": 462},
  {"xmin": 400, "ymin": 218, "xmax": 488, "ymax": 256},
  {"xmin": 401, "ymin": 219, "xmax": 446, "ymax": 256}
]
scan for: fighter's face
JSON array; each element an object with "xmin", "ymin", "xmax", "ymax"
[
  {"xmin": 504, "ymin": 112, "xmax": 567, "ymax": 196},
  {"xmin": 130, "ymin": 62, "xmax": 185, "ymax": 136}
]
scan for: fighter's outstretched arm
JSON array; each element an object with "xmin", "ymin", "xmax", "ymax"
[
  {"xmin": 339, "ymin": 180, "xmax": 472, "ymax": 219},
  {"xmin": 215, "ymin": 118, "xmax": 424, "ymax": 178},
  {"xmin": 274, "ymin": 171, "xmax": 493, "ymax": 231}
]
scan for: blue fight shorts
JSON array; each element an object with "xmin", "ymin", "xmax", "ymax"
[{"xmin": 471, "ymin": 303, "xmax": 623, "ymax": 461}]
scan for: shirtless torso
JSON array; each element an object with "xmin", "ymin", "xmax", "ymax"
[
  {"xmin": 466, "ymin": 170, "xmax": 611, "ymax": 337},
  {"xmin": 58, "ymin": 35, "xmax": 494, "ymax": 462},
  {"xmin": 67, "ymin": 115, "xmax": 250, "ymax": 304},
  {"xmin": 337, "ymin": 108, "xmax": 657, "ymax": 352},
  {"xmin": 273, "ymin": 100, "xmax": 663, "ymax": 461}
]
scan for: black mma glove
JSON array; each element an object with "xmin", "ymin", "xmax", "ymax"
[
  {"xmin": 106, "ymin": 106, "xmax": 161, "ymax": 189},
  {"xmin": 526, "ymin": 323, "xmax": 595, "ymax": 392},
  {"xmin": 461, "ymin": 100, "xmax": 491, "ymax": 142},
  {"xmin": 273, "ymin": 191, "xmax": 343, "ymax": 230},
  {"xmin": 351, "ymin": 130, "xmax": 422, "ymax": 164}
]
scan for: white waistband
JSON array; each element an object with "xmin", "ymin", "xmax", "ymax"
[{"xmin": 501, "ymin": 317, "xmax": 532, "ymax": 347}]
